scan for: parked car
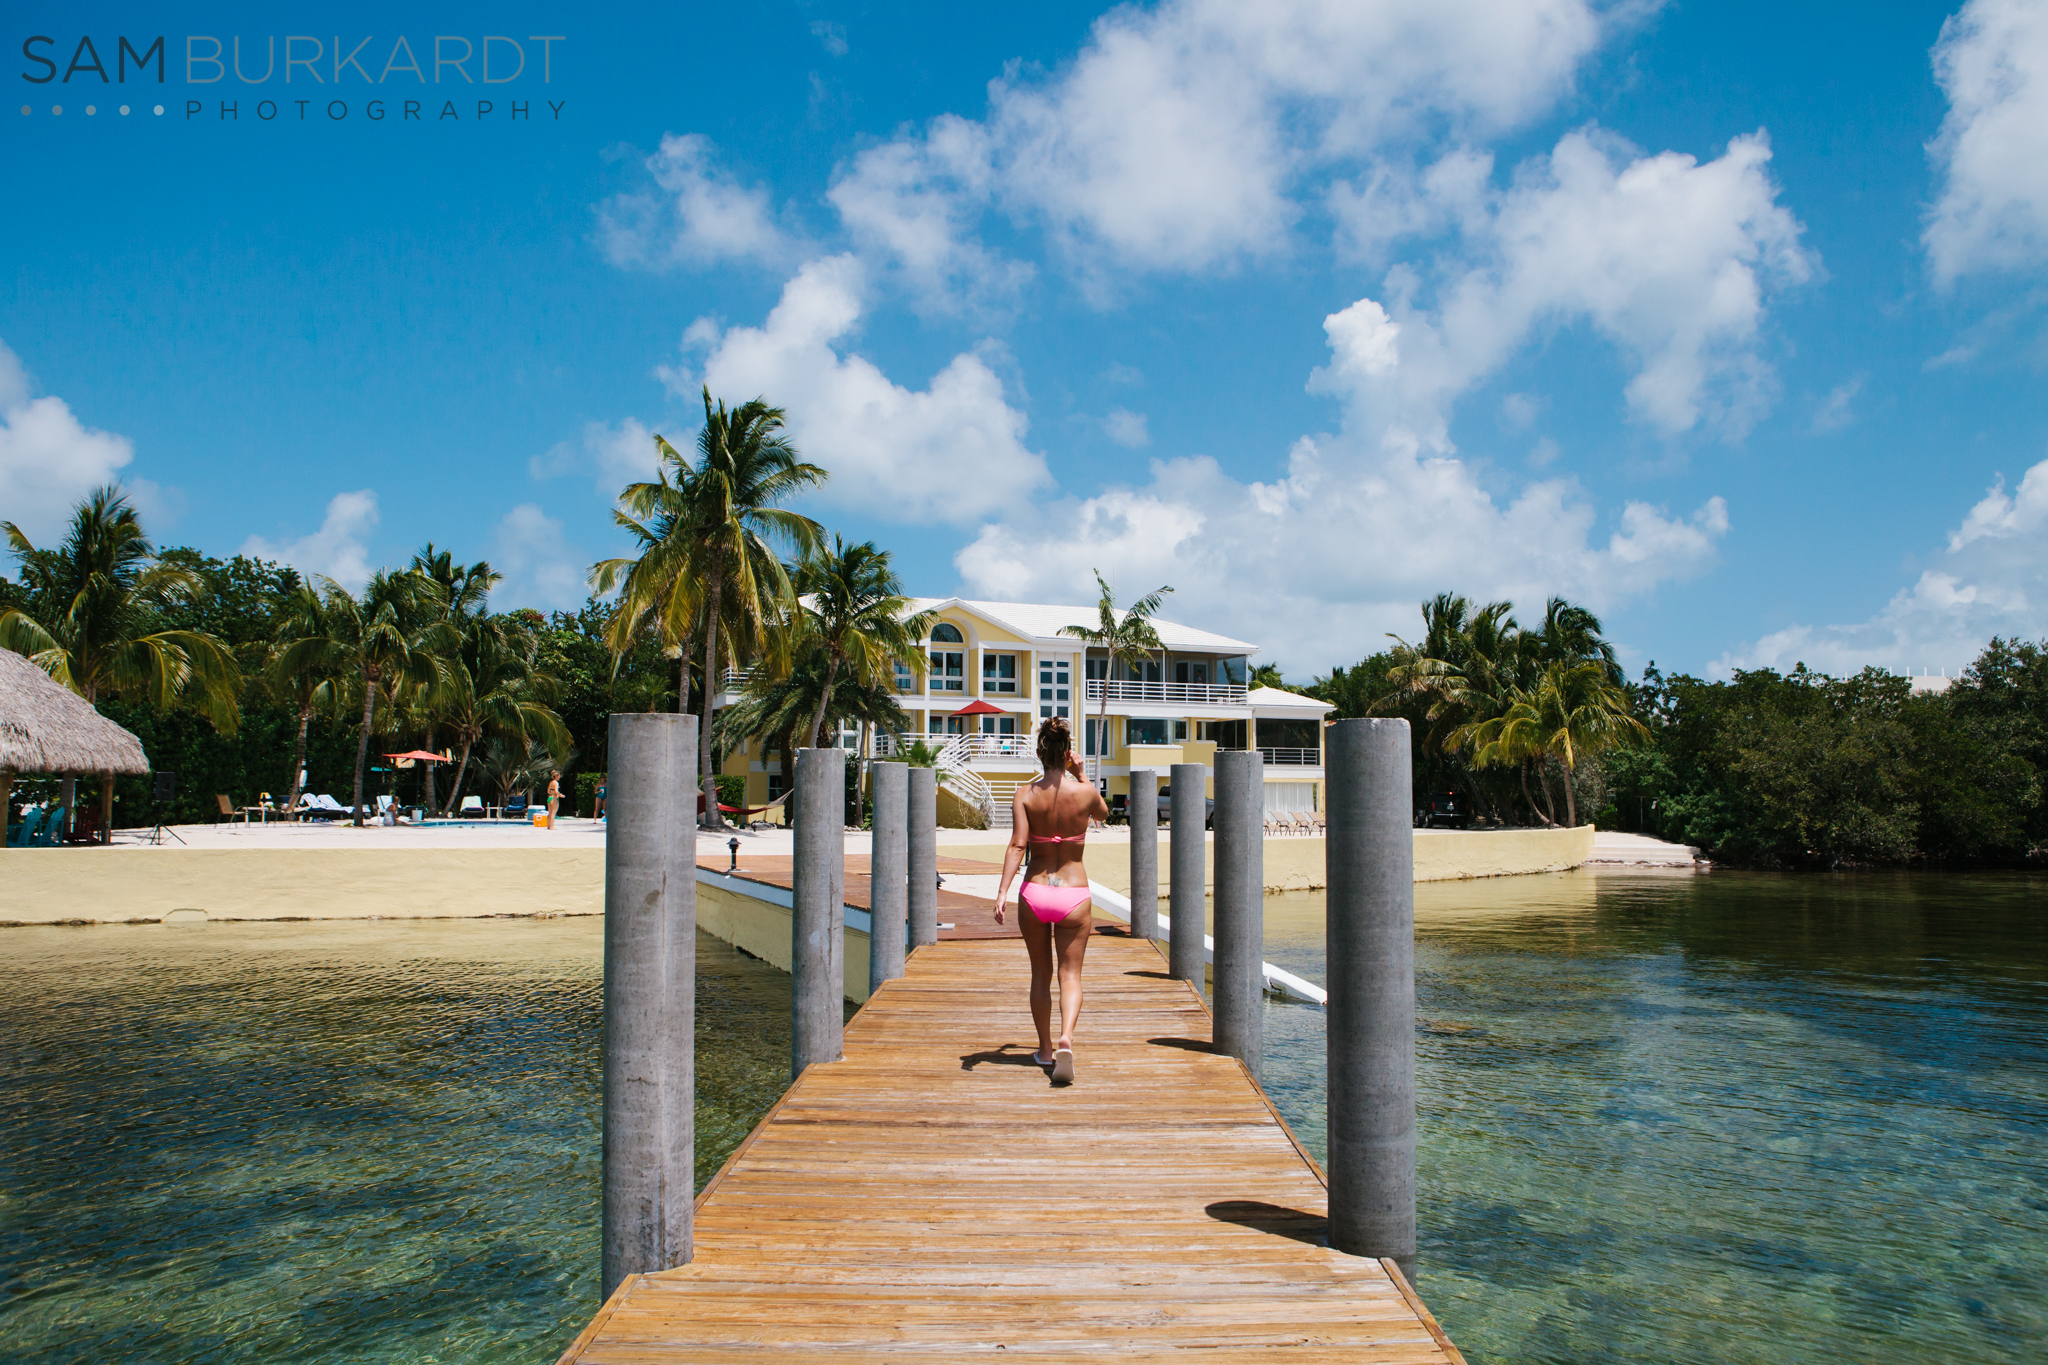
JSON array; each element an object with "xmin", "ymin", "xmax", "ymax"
[
  {"xmin": 1157, "ymin": 787, "xmax": 1215, "ymax": 829},
  {"xmin": 1418, "ymin": 790, "xmax": 1469, "ymax": 829}
]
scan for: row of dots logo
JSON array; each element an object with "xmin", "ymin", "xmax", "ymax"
[{"xmin": 20, "ymin": 105, "xmax": 166, "ymax": 116}]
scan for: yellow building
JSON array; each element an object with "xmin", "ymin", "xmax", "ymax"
[{"xmin": 717, "ymin": 598, "xmax": 1332, "ymax": 828}]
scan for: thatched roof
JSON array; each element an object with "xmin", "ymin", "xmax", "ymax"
[{"xmin": 0, "ymin": 648, "xmax": 151, "ymax": 776}]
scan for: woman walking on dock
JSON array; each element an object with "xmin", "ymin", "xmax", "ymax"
[{"xmin": 995, "ymin": 717, "xmax": 1107, "ymax": 1084}]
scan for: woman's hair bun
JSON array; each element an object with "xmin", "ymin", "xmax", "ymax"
[{"xmin": 1036, "ymin": 714, "xmax": 1072, "ymax": 766}]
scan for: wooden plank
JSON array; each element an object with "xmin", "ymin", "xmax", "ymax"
[{"xmin": 559, "ymin": 933, "xmax": 1461, "ymax": 1363}]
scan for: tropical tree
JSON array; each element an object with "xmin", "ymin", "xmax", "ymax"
[
  {"xmin": 792, "ymin": 537, "xmax": 935, "ymax": 750},
  {"xmin": 265, "ymin": 581, "xmax": 347, "ymax": 811},
  {"xmin": 1060, "ymin": 571, "xmax": 1173, "ymax": 781},
  {"xmin": 670, "ymin": 389, "xmax": 826, "ymax": 826},
  {"xmin": 591, "ymin": 449, "xmax": 706, "ymax": 716},
  {"xmin": 275, "ymin": 570, "xmax": 453, "ymax": 826},
  {"xmin": 409, "ymin": 544, "xmax": 501, "ymax": 812},
  {"xmin": 1455, "ymin": 661, "xmax": 1648, "ymax": 826},
  {"xmin": 0, "ymin": 486, "xmax": 241, "ymax": 730},
  {"xmin": 438, "ymin": 614, "xmax": 571, "ymax": 814},
  {"xmin": 714, "ymin": 639, "xmax": 911, "ymax": 820}
]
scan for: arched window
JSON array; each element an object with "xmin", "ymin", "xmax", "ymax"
[{"xmin": 931, "ymin": 622, "xmax": 964, "ymax": 644}]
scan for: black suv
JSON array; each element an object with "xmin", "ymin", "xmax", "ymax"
[{"xmin": 1418, "ymin": 791, "xmax": 1469, "ymax": 829}]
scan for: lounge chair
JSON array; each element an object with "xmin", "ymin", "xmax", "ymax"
[
  {"xmin": 503, "ymin": 794, "xmax": 530, "ymax": 820},
  {"xmin": 459, "ymin": 796, "xmax": 486, "ymax": 819}
]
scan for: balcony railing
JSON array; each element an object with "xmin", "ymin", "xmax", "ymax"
[
  {"xmin": 1258, "ymin": 747, "xmax": 1322, "ymax": 766},
  {"xmin": 875, "ymin": 732, "xmax": 1034, "ymax": 761},
  {"xmin": 1083, "ymin": 680, "xmax": 1247, "ymax": 706}
]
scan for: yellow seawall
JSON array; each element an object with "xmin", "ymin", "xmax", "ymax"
[{"xmin": 947, "ymin": 824, "xmax": 1596, "ymax": 893}]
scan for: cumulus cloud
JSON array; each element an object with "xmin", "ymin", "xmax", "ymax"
[
  {"xmin": 241, "ymin": 491, "xmax": 380, "ymax": 590},
  {"xmin": 1812, "ymin": 376, "xmax": 1862, "ymax": 433},
  {"xmin": 597, "ymin": 134, "xmax": 798, "ymax": 270},
  {"xmin": 676, "ymin": 255, "xmax": 1051, "ymax": 523},
  {"xmin": 825, "ymin": 0, "xmax": 1615, "ymax": 297},
  {"xmin": 1717, "ymin": 457, "xmax": 2048, "ymax": 678},
  {"xmin": 1925, "ymin": 0, "xmax": 2048, "ymax": 282},
  {"xmin": 956, "ymin": 294, "xmax": 1732, "ymax": 676},
  {"xmin": 0, "ymin": 339, "xmax": 140, "ymax": 544},
  {"xmin": 492, "ymin": 503, "xmax": 588, "ymax": 612},
  {"xmin": 1320, "ymin": 130, "xmax": 1812, "ymax": 440},
  {"xmin": 530, "ymin": 417, "xmax": 661, "ymax": 498}
]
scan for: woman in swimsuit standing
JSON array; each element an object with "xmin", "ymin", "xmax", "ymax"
[{"xmin": 994, "ymin": 717, "xmax": 1108, "ymax": 1084}]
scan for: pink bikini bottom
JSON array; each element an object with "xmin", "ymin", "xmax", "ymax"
[{"xmin": 1019, "ymin": 882, "xmax": 1091, "ymax": 925}]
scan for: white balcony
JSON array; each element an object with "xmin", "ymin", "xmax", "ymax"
[
  {"xmin": 874, "ymin": 732, "xmax": 1034, "ymax": 762},
  {"xmin": 1083, "ymin": 680, "xmax": 1248, "ymax": 706},
  {"xmin": 1258, "ymin": 746, "xmax": 1322, "ymax": 766}
]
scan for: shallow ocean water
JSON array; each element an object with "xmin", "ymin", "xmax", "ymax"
[{"xmin": 4, "ymin": 871, "xmax": 2044, "ymax": 1363}]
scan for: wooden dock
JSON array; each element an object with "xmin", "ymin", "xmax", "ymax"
[{"xmin": 556, "ymin": 934, "xmax": 1465, "ymax": 1363}]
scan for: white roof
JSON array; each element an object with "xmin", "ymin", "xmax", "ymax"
[
  {"xmin": 1247, "ymin": 686, "xmax": 1335, "ymax": 716},
  {"xmin": 908, "ymin": 597, "xmax": 1258, "ymax": 655}
]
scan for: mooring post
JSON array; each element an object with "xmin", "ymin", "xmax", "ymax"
[
  {"xmin": 792, "ymin": 746, "xmax": 846, "ymax": 1081},
  {"xmin": 1212, "ymin": 749, "xmax": 1264, "ymax": 1075},
  {"xmin": 1128, "ymin": 768, "xmax": 1159, "ymax": 943},
  {"xmin": 907, "ymin": 765, "xmax": 938, "ymax": 949},
  {"xmin": 601, "ymin": 712, "xmax": 696, "ymax": 1301},
  {"xmin": 1168, "ymin": 762, "xmax": 1206, "ymax": 985},
  {"xmin": 869, "ymin": 760, "xmax": 909, "ymax": 993},
  {"xmin": 1325, "ymin": 717, "xmax": 1417, "ymax": 1279}
]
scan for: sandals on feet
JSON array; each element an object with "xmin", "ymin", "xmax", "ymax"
[{"xmin": 1051, "ymin": 1047, "xmax": 1075, "ymax": 1085}]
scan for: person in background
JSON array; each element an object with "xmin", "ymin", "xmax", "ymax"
[
  {"xmin": 593, "ymin": 780, "xmax": 606, "ymax": 821},
  {"xmin": 546, "ymin": 770, "xmax": 561, "ymax": 829}
]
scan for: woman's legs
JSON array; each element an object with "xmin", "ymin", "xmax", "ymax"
[
  {"xmin": 1020, "ymin": 910, "xmax": 1056, "ymax": 1062},
  {"xmin": 1052, "ymin": 910, "xmax": 1091, "ymax": 1049}
]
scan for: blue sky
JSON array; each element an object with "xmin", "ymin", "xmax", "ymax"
[{"xmin": 4, "ymin": 0, "xmax": 2046, "ymax": 680}]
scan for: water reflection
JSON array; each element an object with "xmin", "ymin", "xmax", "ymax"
[
  {"xmin": 1254, "ymin": 869, "xmax": 2048, "ymax": 1365},
  {"xmin": 0, "ymin": 919, "xmax": 791, "ymax": 1365}
]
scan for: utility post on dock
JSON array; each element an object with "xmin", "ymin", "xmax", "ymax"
[
  {"xmin": 869, "ymin": 761, "xmax": 908, "ymax": 993},
  {"xmin": 792, "ymin": 746, "xmax": 845, "ymax": 1081},
  {"xmin": 1325, "ymin": 718, "xmax": 1418, "ymax": 1279},
  {"xmin": 601, "ymin": 712, "xmax": 696, "ymax": 1300},
  {"xmin": 1168, "ymin": 761, "xmax": 1205, "ymax": 985},
  {"xmin": 1128, "ymin": 768, "xmax": 1159, "ymax": 943},
  {"xmin": 907, "ymin": 766, "xmax": 937, "ymax": 948},
  {"xmin": 1212, "ymin": 749, "xmax": 1264, "ymax": 1076}
]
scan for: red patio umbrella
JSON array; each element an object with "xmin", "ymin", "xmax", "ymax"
[{"xmin": 946, "ymin": 699, "xmax": 1006, "ymax": 718}]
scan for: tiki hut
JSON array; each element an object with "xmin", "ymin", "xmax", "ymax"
[{"xmin": 0, "ymin": 647, "xmax": 150, "ymax": 845}]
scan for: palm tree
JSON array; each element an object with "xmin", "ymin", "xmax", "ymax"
[
  {"xmin": 1455, "ymin": 660, "xmax": 1648, "ymax": 826},
  {"xmin": 0, "ymin": 486, "xmax": 241, "ymax": 730},
  {"xmin": 1060, "ymin": 571, "xmax": 1173, "ymax": 781},
  {"xmin": 276, "ymin": 570, "xmax": 453, "ymax": 826},
  {"xmin": 266, "ymin": 581, "xmax": 347, "ymax": 812},
  {"xmin": 410, "ymin": 544, "xmax": 501, "ymax": 812},
  {"xmin": 793, "ymin": 537, "xmax": 935, "ymax": 750},
  {"xmin": 675, "ymin": 389, "xmax": 826, "ymax": 826},
  {"xmin": 714, "ymin": 640, "xmax": 911, "ymax": 822},
  {"xmin": 438, "ymin": 614, "xmax": 571, "ymax": 814},
  {"xmin": 592, "ymin": 444, "xmax": 707, "ymax": 716}
]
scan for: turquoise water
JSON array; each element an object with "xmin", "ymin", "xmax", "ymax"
[
  {"xmin": 1250, "ymin": 871, "xmax": 2048, "ymax": 1364},
  {"xmin": 0, "ymin": 919, "xmax": 790, "ymax": 1364},
  {"xmin": 5, "ymin": 872, "xmax": 2044, "ymax": 1363}
]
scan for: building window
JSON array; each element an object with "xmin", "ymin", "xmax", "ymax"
[
  {"xmin": 1085, "ymin": 717, "xmax": 1109, "ymax": 756},
  {"xmin": 980, "ymin": 715, "xmax": 1017, "ymax": 735},
  {"xmin": 1127, "ymin": 717, "xmax": 1169, "ymax": 746},
  {"xmin": 767, "ymin": 773, "xmax": 787, "ymax": 803},
  {"xmin": 1085, "ymin": 656, "xmax": 1108, "ymax": 681},
  {"xmin": 1172, "ymin": 719, "xmax": 1189, "ymax": 741},
  {"xmin": 930, "ymin": 650, "xmax": 965, "ymax": 691},
  {"xmin": 982, "ymin": 653, "xmax": 1018, "ymax": 693},
  {"xmin": 893, "ymin": 660, "xmax": 914, "ymax": 693},
  {"xmin": 931, "ymin": 622, "xmax": 965, "ymax": 644},
  {"xmin": 1175, "ymin": 661, "xmax": 1208, "ymax": 685},
  {"xmin": 1038, "ymin": 656, "xmax": 1070, "ymax": 719}
]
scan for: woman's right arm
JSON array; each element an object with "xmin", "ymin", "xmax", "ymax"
[{"xmin": 994, "ymin": 789, "xmax": 1031, "ymax": 923}]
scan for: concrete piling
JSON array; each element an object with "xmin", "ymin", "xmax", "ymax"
[
  {"xmin": 601, "ymin": 712, "xmax": 697, "ymax": 1300},
  {"xmin": 1128, "ymin": 768, "xmax": 1159, "ymax": 943},
  {"xmin": 792, "ymin": 746, "xmax": 846, "ymax": 1081},
  {"xmin": 869, "ymin": 761, "xmax": 909, "ymax": 993},
  {"xmin": 1211, "ymin": 749, "xmax": 1264, "ymax": 1076},
  {"xmin": 1324, "ymin": 718, "xmax": 1417, "ymax": 1279},
  {"xmin": 1168, "ymin": 762, "xmax": 1206, "ymax": 986},
  {"xmin": 907, "ymin": 766, "xmax": 938, "ymax": 949}
]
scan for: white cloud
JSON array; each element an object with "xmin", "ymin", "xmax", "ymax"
[
  {"xmin": 1925, "ymin": 0, "xmax": 2048, "ymax": 282},
  {"xmin": 530, "ymin": 417, "xmax": 661, "ymax": 498},
  {"xmin": 1103, "ymin": 408, "xmax": 1150, "ymax": 447},
  {"xmin": 809, "ymin": 20, "xmax": 848, "ymax": 58},
  {"xmin": 1318, "ymin": 130, "xmax": 1812, "ymax": 440},
  {"xmin": 597, "ymin": 134, "xmax": 797, "ymax": 270},
  {"xmin": 681, "ymin": 255, "xmax": 1051, "ymax": 523},
  {"xmin": 0, "ymin": 339, "xmax": 140, "ymax": 544},
  {"xmin": 955, "ymin": 296, "xmax": 1732, "ymax": 676},
  {"xmin": 1812, "ymin": 376, "xmax": 1862, "ymax": 433},
  {"xmin": 241, "ymin": 490, "xmax": 380, "ymax": 590},
  {"xmin": 825, "ymin": 0, "xmax": 1615, "ymax": 296},
  {"xmin": 492, "ymin": 503, "xmax": 587, "ymax": 612},
  {"xmin": 1716, "ymin": 457, "xmax": 2048, "ymax": 678}
]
